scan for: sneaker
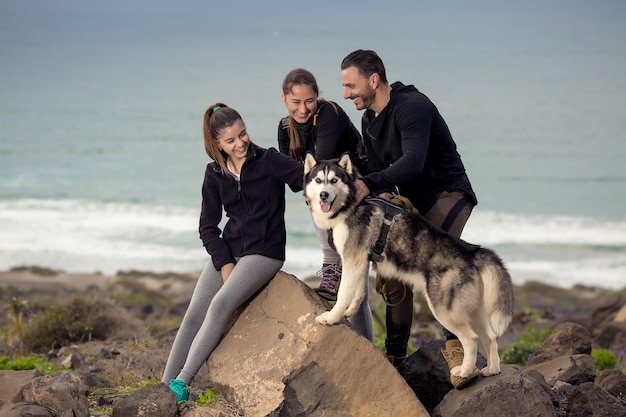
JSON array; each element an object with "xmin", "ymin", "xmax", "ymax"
[
  {"xmin": 440, "ymin": 340, "xmax": 479, "ymax": 390},
  {"xmin": 169, "ymin": 379, "xmax": 189, "ymax": 403},
  {"xmin": 315, "ymin": 263, "xmax": 341, "ymax": 301}
]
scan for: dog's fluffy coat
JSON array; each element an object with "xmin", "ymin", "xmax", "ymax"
[{"xmin": 304, "ymin": 153, "xmax": 514, "ymax": 378}]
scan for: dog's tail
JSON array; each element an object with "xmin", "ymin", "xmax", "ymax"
[{"xmin": 475, "ymin": 248, "xmax": 515, "ymax": 336}]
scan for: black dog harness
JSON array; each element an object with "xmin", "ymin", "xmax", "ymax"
[
  {"xmin": 326, "ymin": 196, "xmax": 411, "ymax": 259},
  {"xmin": 328, "ymin": 194, "xmax": 476, "ymax": 263},
  {"xmin": 366, "ymin": 197, "xmax": 411, "ymax": 263}
]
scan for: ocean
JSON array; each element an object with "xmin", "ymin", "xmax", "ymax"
[{"xmin": 1, "ymin": 0, "xmax": 625, "ymax": 289}]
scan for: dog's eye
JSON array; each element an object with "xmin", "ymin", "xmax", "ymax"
[
  {"xmin": 331, "ymin": 178, "xmax": 338, "ymax": 184},
  {"xmin": 315, "ymin": 178, "xmax": 322, "ymax": 184}
]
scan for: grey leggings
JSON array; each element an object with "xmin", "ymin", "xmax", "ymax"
[
  {"xmin": 313, "ymin": 221, "xmax": 341, "ymax": 265},
  {"xmin": 162, "ymin": 254, "xmax": 283, "ymax": 385}
]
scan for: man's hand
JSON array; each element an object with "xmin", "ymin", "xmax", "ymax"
[
  {"xmin": 355, "ymin": 178, "xmax": 393, "ymax": 202},
  {"xmin": 355, "ymin": 178, "xmax": 370, "ymax": 203}
]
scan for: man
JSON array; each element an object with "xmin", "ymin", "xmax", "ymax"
[{"xmin": 341, "ymin": 49, "xmax": 478, "ymax": 389}]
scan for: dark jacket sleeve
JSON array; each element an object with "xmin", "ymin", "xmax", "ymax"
[
  {"xmin": 267, "ymin": 147, "xmax": 304, "ymax": 192},
  {"xmin": 313, "ymin": 103, "xmax": 345, "ymax": 161},
  {"xmin": 363, "ymin": 96, "xmax": 431, "ymax": 193},
  {"xmin": 277, "ymin": 118, "xmax": 290, "ymax": 156},
  {"xmin": 198, "ymin": 165, "xmax": 235, "ymax": 270},
  {"xmin": 361, "ymin": 114, "xmax": 394, "ymax": 194}
]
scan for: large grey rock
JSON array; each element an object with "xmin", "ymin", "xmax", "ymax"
[
  {"xmin": 112, "ymin": 382, "xmax": 177, "ymax": 417},
  {"xmin": 526, "ymin": 354, "xmax": 597, "ymax": 386},
  {"xmin": 594, "ymin": 321, "xmax": 626, "ymax": 352},
  {"xmin": 17, "ymin": 371, "xmax": 90, "ymax": 417},
  {"xmin": 0, "ymin": 402, "xmax": 56, "ymax": 417},
  {"xmin": 397, "ymin": 340, "xmax": 487, "ymax": 413},
  {"xmin": 592, "ymin": 298, "xmax": 624, "ymax": 327},
  {"xmin": 432, "ymin": 365, "xmax": 559, "ymax": 417},
  {"xmin": 555, "ymin": 381, "xmax": 626, "ymax": 417},
  {"xmin": 529, "ymin": 322, "xmax": 591, "ymax": 365},
  {"xmin": 614, "ymin": 304, "xmax": 626, "ymax": 322},
  {"xmin": 596, "ymin": 368, "xmax": 626, "ymax": 399},
  {"xmin": 0, "ymin": 371, "xmax": 40, "ymax": 407},
  {"xmin": 207, "ymin": 271, "xmax": 428, "ymax": 417}
]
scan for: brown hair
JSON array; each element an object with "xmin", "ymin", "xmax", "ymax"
[
  {"xmin": 202, "ymin": 103, "xmax": 244, "ymax": 174},
  {"xmin": 341, "ymin": 49, "xmax": 388, "ymax": 84},
  {"xmin": 281, "ymin": 68, "xmax": 335, "ymax": 161}
]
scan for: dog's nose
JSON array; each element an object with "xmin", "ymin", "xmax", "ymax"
[{"xmin": 320, "ymin": 191, "xmax": 329, "ymax": 201}]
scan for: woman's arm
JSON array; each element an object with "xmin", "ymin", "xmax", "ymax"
[
  {"xmin": 268, "ymin": 147, "xmax": 304, "ymax": 192},
  {"xmin": 198, "ymin": 166, "xmax": 236, "ymax": 270}
]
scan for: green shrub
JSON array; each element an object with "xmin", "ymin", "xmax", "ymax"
[
  {"xmin": 196, "ymin": 388, "xmax": 220, "ymax": 407},
  {"xmin": 591, "ymin": 348, "xmax": 618, "ymax": 370},
  {"xmin": 0, "ymin": 354, "xmax": 65, "ymax": 373},
  {"xmin": 501, "ymin": 324, "xmax": 552, "ymax": 366},
  {"xmin": 501, "ymin": 341, "xmax": 537, "ymax": 366},
  {"xmin": 21, "ymin": 295, "xmax": 145, "ymax": 353}
]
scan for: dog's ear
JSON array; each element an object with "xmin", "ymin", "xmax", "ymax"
[
  {"xmin": 304, "ymin": 152, "xmax": 317, "ymax": 175},
  {"xmin": 338, "ymin": 152, "xmax": 353, "ymax": 174}
]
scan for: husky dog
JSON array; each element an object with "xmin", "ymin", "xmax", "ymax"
[{"xmin": 304, "ymin": 153, "xmax": 514, "ymax": 379}]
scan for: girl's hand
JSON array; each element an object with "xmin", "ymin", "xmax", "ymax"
[{"xmin": 221, "ymin": 262, "xmax": 235, "ymax": 283}]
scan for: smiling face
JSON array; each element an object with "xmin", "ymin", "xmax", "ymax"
[
  {"xmin": 341, "ymin": 66, "xmax": 376, "ymax": 111},
  {"xmin": 281, "ymin": 83, "xmax": 318, "ymax": 124},
  {"xmin": 303, "ymin": 153, "xmax": 354, "ymax": 230},
  {"xmin": 216, "ymin": 119, "xmax": 249, "ymax": 164}
]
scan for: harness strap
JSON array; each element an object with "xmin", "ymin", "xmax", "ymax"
[
  {"xmin": 367, "ymin": 197, "xmax": 408, "ymax": 262},
  {"xmin": 440, "ymin": 195, "xmax": 469, "ymax": 233},
  {"xmin": 370, "ymin": 217, "xmax": 393, "ymax": 262}
]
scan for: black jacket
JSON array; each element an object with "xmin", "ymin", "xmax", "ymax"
[
  {"xmin": 278, "ymin": 100, "xmax": 367, "ymax": 172},
  {"xmin": 199, "ymin": 145, "xmax": 304, "ymax": 270},
  {"xmin": 362, "ymin": 82, "xmax": 476, "ymax": 213}
]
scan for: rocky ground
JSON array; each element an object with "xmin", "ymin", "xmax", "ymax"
[{"xmin": 0, "ymin": 266, "xmax": 624, "ymax": 416}]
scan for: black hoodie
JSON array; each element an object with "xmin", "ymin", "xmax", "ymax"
[
  {"xmin": 361, "ymin": 82, "xmax": 476, "ymax": 213},
  {"xmin": 199, "ymin": 145, "xmax": 303, "ymax": 271}
]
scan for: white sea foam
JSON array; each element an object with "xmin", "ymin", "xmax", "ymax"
[
  {"xmin": 0, "ymin": 198, "xmax": 624, "ymax": 289},
  {"xmin": 0, "ymin": 199, "xmax": 207, "ymax": 275},
  {"xmin": 463, "ymin": 211, "xmax": 626, "ymax": 247}
]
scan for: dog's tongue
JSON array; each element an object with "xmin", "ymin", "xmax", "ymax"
[{"xmin": 320, "ymin": 201, "xmax": 332, "ymax": 213}]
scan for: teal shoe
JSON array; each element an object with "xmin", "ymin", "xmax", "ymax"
[{"xmin": 169, "ymin": 379, "xmax": 189, "ymax": 403}]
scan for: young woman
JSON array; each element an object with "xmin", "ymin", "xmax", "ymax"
[
  {"xmin": 163, "ymin": 103, "xmax": 304, "ymax": 403},
  {"xmin": 278, "ymin": 68, "xmax": 373, "ymax": 341}
]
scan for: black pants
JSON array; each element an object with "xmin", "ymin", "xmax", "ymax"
[{"xmin": 384, "ymin": 191, "xmax": 474, "ymax": 358}]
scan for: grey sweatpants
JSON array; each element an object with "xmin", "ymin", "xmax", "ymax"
[{"xmin": 162, "ymin": 254, "xmax": 282, "ymax": 385}]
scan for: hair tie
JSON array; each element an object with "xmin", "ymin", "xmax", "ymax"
[{"xmin": 213, "ymin": 105, "xmax": 221, "ymax": 112}]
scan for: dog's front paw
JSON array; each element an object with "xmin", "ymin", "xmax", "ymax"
[
  {"xmin": 480, "ymin": 365, "xmax": 501, "ymax": 377},
  {"xmin": 315, "ymin": 311, "xmax": 342, "ymax": 326},
  {"xmin": 344, "ymin": 301, "xmax": 360, "ymax": 318},
  {"xmin": 450, "ymin": 365, "xmax": 477, "ymax": 379}
]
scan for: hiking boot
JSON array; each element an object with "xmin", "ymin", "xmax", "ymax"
[
  {"xmin": 387, "ymin": 355, "xmax": 408, "ymax": 368},
  {"xmin": 169, "ymin": 379, "xmax": 189, "ymax": 403},
  {"xmin": 441, "ymin": 340, "xmax": 479, "ymax": 390},
  {"xmin": 315, "ymin": 263, "xmax": 341, "ymax": 301}
]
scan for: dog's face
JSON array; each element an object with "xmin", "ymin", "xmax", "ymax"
[{"xmin": 304, "ymin": 153, "xmax": 354, "ymax": 217}]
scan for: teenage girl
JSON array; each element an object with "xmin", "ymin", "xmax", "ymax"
[
  {"xmin": 278, "ymin": 68, "xmax": 373, "ymax": 341},
  {"xmin": 163, "ymin": 103, "xmax": 305, "ymax": 402}
]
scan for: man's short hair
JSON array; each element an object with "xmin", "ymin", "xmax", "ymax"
[{"xmin": 341, "ymin": 49, "xmax": 387, "ymax": 84}]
